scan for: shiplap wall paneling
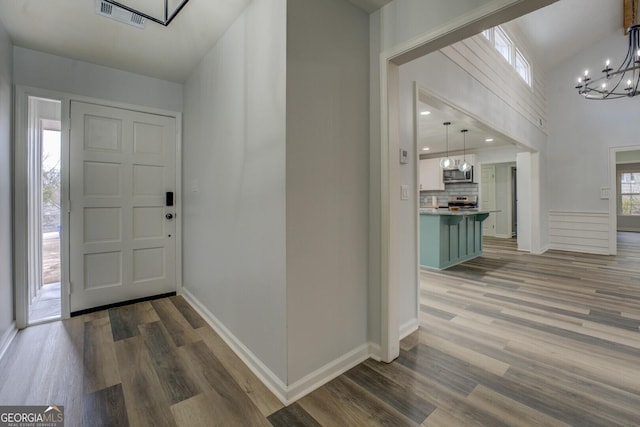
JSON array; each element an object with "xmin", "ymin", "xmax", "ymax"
[
  {"xmin": 440, "ymin": 26, "xmax": 547, "ymax": 134},
  {"xmin": 548, "ymin": 211, "xmax": 610, "ymax": 255}
]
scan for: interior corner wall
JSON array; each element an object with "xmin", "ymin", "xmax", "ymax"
[
  {"xmin": 286, "ymin": 0, "xmax": 369, "ymax": 384},
  {"xmin": 12, "ymin": 47, "xmax": 183, "ymax": 112},
  {"xmin": 547, "ymin": 28, "xmax": 640, "ymax": 214},
  {"xmin": 182, "ymin": 0, "xmax": 287, "ymax": 383},
  {"xmin": 0, "ymin": 21, "xmax": 14, "ymax": 340}
]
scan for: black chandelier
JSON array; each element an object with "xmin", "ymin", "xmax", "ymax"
[
  {"xmin": 103, "ymin": 0, "xmax": 190, "ymax": 26},
  {"xmin": 575, "ymin": 2, "xmax": 640, "ymax": 99}
]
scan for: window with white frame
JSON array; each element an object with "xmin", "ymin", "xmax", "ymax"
[
  {"xmin": 514, "ymin": 49, "xmax": 530, "ymax": 84},
  {"xmin": 620, "ymin": 171, "xmax": 640, "ymax": 215},
  {"xmin": 482, "ymin": 26, "xmax": 532, "ymax": 86},
  {"xmin": 494, "ymin": 27, "xmax": 512, "ymax": 64}
]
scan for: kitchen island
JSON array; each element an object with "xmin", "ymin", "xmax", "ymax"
[{"xmin": 420, "ymin": 208, "xmax": 490, "ymax": 270}]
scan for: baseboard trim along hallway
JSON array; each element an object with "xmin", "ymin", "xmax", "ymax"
[
  {"xmin": 0, "ymin": 322, "xmax": 17, "ymax": 362},
  {"xmin": 181, "ymin": 288, "xmax": 372, "ymax": 405}
]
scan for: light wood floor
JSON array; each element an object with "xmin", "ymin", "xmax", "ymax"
[{"xmin": 1, "ymin": 234, "xmax": 640, "ymax": 426}]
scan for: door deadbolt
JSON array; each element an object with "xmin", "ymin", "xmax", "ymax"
[{"xmin": 165, "ymin": 213, "xmax": 174, "ymax": 220}]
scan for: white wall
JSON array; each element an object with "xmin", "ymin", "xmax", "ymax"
[
  {"xmin": 182, "ymin": 0, "xmax": 287, "ymax": 383},
  {"xmin": 13, "ymin": 47, "xmax": 183, "ymax": 112},
  {"xmin": 547, "ymin": 28, "xmax": 640, "ymax": 213},
  {"xmin": 0, "ymin": 21, "xmax": 13, "ymax": 343},
  {"xmin": 286, "ymin": 0, "xmax": 369, "ymax": 384}
]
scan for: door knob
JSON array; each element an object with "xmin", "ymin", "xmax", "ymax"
[{"xmin": 165, "ymin": 213, "xmax": 174, "ymax": 220}]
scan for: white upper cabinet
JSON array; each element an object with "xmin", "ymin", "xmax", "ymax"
[{"xmin": 419, "ymin": 158, "xmax": 444, "ymax": 191}]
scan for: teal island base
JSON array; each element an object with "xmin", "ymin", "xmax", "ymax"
[{"xmin": 420, "ymin": 210, "xmax": 490, "ymax": 270}]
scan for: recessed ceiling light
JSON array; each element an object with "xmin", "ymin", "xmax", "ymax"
[
  {"xmin": 485, "ymin": 138, "xmax": 494, "ymax": 142},
  {"xmin": 422, "ymin": 147, "xmax": 430, "ymax": 151},
  {"xmin": 420, "ymin": 111, "xmax": 431, "ymax": 116}
]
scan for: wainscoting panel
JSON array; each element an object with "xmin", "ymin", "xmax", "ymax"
[{"xmin": 548, "ymin": 211, "xmax": 611, "ymax": 255}]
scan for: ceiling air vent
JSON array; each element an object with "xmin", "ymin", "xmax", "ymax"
[{"xmin": 95, "ymin": 0, "xmax": 146, "ymax": 29}]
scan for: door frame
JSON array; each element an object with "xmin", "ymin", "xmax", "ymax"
[
  {"xmin": 377, "ymin": 1, "xmax": 557, "ymax": 361},
  {"xmin": 14, "ymin": 85, "xmax": 183, "ymax": 327},
  {"xmin": 608, "ymin": 144, "xmax": 640, "ymax": 255}
]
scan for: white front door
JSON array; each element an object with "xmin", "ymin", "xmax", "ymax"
[{"xmin": 69, "ymin": 101, "xmax": 177, "ymax": 312}]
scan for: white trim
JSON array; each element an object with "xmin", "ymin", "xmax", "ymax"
[
  {"xmin": 368, "ymin": 342, "xmax": 382, "ymax": 362},
  {"xmin": 181, "ymin": 288, "xmax": 289, "ymax": 403},
  {"xmin": 399, "ymin": 318, "xmax": 419, "ymax": 340},
  {"xmin": 182, "ymin": 288, "xmax": 372, "ymax": 405},
  {"xmin": 609, "ymin": 145, "xmax": 640, "ymax": 255},
  {"xmin": 534, "ymin": 244, "xmax": 550, "ymax": 255},
  {"xmin": 14, "ymin": 85, "xmax": 183, "ymax": 323},
  {"xmin": 286, "ymin": 343, "xmax": 370, "ymax": 404},
  {"xmin": 0, "ymin": 323, "xmax": 18, "ymax": 361},
  {"xmin": 174, "ymin": 113, "xmax": 183, "ymax": 296},
  {"xmin": 495, "ymin": 234, "xmax": 512, "ymax": 239},
  {"xmin": 412, "ymin": 82, "xmax": 421, "ymax": 350}
]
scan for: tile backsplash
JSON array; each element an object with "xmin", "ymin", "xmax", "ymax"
[{"xmin": 420, "ymin": 183, "xmax": 478, "ymax": 207}]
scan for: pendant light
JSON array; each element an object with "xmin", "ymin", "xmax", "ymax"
[
  {"xmin": 439, "ymin": 122, "xmax": 453, "ymax": 169},
  {"xmin": 459, "ymin": 129, "xmax": 472, "ymax": 172}
]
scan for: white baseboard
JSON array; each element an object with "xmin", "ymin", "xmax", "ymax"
[
  {"xmin": 532, "ymin": 244, "xmax": 549, "ymax": 255},
  {"xmin": 0, "ymin": 322, "xmax": 18, "ymax": 362},
  {"xmin": 368, "ymin": 342, "xmax": 382, "ymax": 361},
  {"xmin": 400, "ymin": 318, "xmax": 419, "ymax": 340},
  {"xmin": 548, "ymin": 243, "xmax": 610, "ymax": 255},
  {"xmin": 181, "ymin": 289, "xmax": 288, "ymax": 403},
  {"xmin": 182, "ymin": 288, "xmax": 373, "ymax": 405},
  {"xmin": 286, "ymin": 343, "xmax": 370, "ymax": 404}
]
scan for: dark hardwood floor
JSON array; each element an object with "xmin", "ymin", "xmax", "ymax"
[{"xmin": 1, "ymin": 233, "xmax": 639, "ymax": 426}]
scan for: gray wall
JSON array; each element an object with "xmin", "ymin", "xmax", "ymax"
[
  {"xmin": 0, "ymin": 21, "xmax": 13, "ymax": 341},
  {"xmin": 547, "ymin": 28, "xmax": 640, "ymax": 214},
  {"xmin": 286, "ymin": 0, "xmax": 369, "ymax": 384},
  {"xmin": 182, "ymin": 0, "xmax": 288, "ymax": 383},
  {"xmin": 13, "ymin": 47, "xmax": 183, "ymax": 112}
]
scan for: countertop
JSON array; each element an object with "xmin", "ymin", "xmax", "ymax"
[{"xmin": 419, "ymin": 208, "xmax": 491, "ymax": 216}]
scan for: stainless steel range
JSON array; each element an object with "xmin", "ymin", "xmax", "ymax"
[{"xmin": 448, "ymin": 195, "xmax": 478, "ymax": 209}]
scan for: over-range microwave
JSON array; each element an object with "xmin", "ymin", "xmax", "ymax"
[{"xmin": 443, "ymin": 166, "xmax": 473, "ymax": 183}]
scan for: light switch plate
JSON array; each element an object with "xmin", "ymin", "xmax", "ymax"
[
  {"xmin": 401, "ymin": 185, "xmax": 409, "ymax": 200},
  {"xmin": 600, "ymin": 187, "xmax": 610, "ymax": 199}
]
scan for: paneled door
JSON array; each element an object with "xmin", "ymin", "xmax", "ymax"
[
  {"xmin": 69, "ymin": 101, "xmax": 177, "ymax": 312},
  {"xmin": 481, "ymin": 164, "xmax": 496, "ymax": 237}
]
